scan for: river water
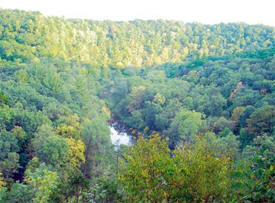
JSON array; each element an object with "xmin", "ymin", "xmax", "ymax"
[{"xmin": 109, "ymin": 122, "xmax": 132, "ymax": 148}]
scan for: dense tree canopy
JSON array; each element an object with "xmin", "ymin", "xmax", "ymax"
[
  {"xmin": 0, "ymin": 9, "xmax": 274, "ymax": 68},
  {"xmin": 0, "ymin": 8, "xmax": 274, "ymax": 202}
]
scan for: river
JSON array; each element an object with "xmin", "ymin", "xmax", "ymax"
[{"xmin": 109, "ymin": 121, "xmax": 132, "ymax": 148}]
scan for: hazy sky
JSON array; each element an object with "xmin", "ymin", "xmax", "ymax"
[{"xmin": 1, "ymin": 0, "xmax": 274, "ymax": 26}]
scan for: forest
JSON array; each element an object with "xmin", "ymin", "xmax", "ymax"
[{"xmin": 0, "ymin": 9, "xmax": 274, "ymax": 202}]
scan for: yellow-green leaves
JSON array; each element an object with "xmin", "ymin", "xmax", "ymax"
[
  {"xmin": 119, "ymin": 135, "xmax": 232, "ymax": 202},
  {"xmin": 153, "ymin": 93, "xmax": 166, "ymax": 106},
  {"xmin": 56, "ymin": 124, "xmax": 80, "ymax": 139},
  {"xmin": 173, "ymin": 135, "xmax": 231, "ymax": 201},
  {"xmin": 66, "ymin": 138, "xmax": 85, "ymax": 170},
  {"xmin": 25, "ymin": 164, "xmax": 59, "ymax": 203},
  {"xmin": 119, "ymin": 135, "xmax": 171, "ymax": 202},
  {"xmin": 0, "ymin": 171, "xmax": 5, "ymax": 189}
]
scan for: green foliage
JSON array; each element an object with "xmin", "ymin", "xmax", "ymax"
[
  {"xmin": 172, "ymin": 134, "xmax": 232, "ymax": 202},
  {"xmin": 215, "ymin": 130, "xmax": 240, "ymax": 160},
  {"xmin": 32, "ymin": 135, "xmax": 70, "ymax": 169},
  {"xmin": 4, "ymin": 182, "xmax": 33, "ymax": 203},
  {"xmin": 242, "ymin": 135, "xmax": 275, "ymax": 201},
  {"xmin": 246, "ymin": 105, "xmax": 275, "ymax": 136},
  {"xmin": 0, "ymin": 130, "xmax": 20, "ymax": 184},
  {"xmin": 0, "ymin": 8, "xmax": 274, "ymax": 202},
  {"xmin": 176, "ymin": 109, "xmax": 205, "ymax": 141},
  {"xmin": 0, "ymin": 9, "xmax": 274, "ymax": 68},
  {"xmin": 25, "ymin": 164, "xmax": 59, "ymax": 203},
  {"xmin": 119, "ymin": 135, "xmax": 233, "ymax": 202},
  {"xmin": 119, "ymin": 135, "xmax": 172, "ymax": 202},
  {"xmin": 165, "ymin": 109, "xmax": 205, "ymax": 145},
  {"xmin": 109, "ymin": 53, "xmax": 275, "ymax": 149},
  {"xmin": 0, "ymin": 93, "xmax": 8, "ymax": 105},
  {"xmin": 81, "ymin": 118, "xmax": 112, "ymax": 179}
]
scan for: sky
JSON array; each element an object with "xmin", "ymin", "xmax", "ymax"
[{"xmin": 0, "ymin": 0, "xmax": 274, "ymax": 26}]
